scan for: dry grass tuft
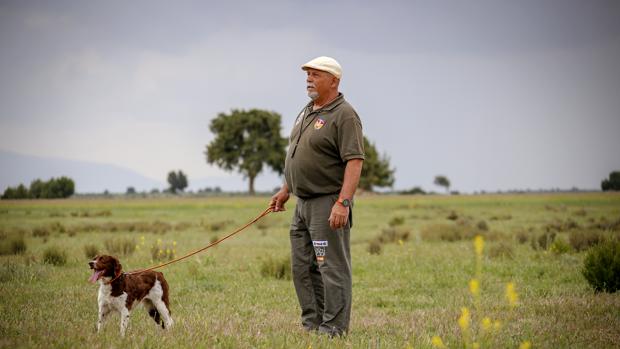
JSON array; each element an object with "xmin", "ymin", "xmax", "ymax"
[
  {"xmin": 104, "ymin": 237, "xmax": 135, "ymax": 256},
  {"xmin": 488, "ymin": 241, "xmax": 515, "ymax": 259},
  {"xmin": 259, "ymin": 255, "xmax": 291, "ymax": 280}
]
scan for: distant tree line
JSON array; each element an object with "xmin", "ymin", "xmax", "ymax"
[{"xmin": 1, "ymin": 177, "xmax": 75, "ymax": 199}]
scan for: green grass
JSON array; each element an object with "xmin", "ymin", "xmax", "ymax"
[{"xmin": 0, "ymin": 193, "xmax": 619, "ymax": 348}]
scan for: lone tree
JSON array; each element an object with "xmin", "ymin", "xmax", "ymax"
[
  {"xmin": 205, "ymin": 109, "xmax": 286, "ymax": 195},
  {"xmin": 359, "ymin": 136, "xmax": 395, "ymax": 191},
  {"xmin": 167, "ymin": 170, "xmax": 188, "ymax": 194},
  {"xmin": 434, "ymin": 175, "xmax": 451, "ymax": 193},
  {"xmin": 601, "ymin": 171, "xmax": 620, "ymax": 191}
]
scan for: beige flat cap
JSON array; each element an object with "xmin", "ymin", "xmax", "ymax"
[{"xmin": 301, "ymin": 56, "xmax": 342, "ymax": 79}]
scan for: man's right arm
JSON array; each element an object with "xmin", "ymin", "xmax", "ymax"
[{"xmin": 270, "ymin": 183, "xmax": 290, "ymax": 212}]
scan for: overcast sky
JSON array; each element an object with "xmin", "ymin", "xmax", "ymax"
[{"xmin": 1, "ymin": 0, "xmax": 619, "ymax": 193}]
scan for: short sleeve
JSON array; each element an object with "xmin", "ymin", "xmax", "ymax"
[{"xmin": 338, "ymin": 113, "xmax": 365, "ymax": 162}]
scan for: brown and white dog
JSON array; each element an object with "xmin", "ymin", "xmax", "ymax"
[{"xmin": 88, "ymin": 255, "xmax": 173, "ymax": 336}]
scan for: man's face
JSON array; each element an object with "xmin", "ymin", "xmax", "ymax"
[{"xmin": 306, "ymin": 68, "xmax": 337, "ymax": 100}]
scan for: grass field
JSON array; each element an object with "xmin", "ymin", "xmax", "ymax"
[{"xmin": 1, "ymin": 193, "xmax": 619, "ymax": 348}]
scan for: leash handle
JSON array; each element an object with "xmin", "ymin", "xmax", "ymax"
[{"xmin": 123, "ymin": 206, "xmax": 274, "ymax": 276}]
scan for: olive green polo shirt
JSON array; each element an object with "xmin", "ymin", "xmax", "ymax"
[{"xmin": 284, "ymin": 93, "xmax": 365, "ymax": 199}]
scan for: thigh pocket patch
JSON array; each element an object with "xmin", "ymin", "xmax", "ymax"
[{"xmin": 312, "ymin": 240, "xmax": 328, "ymax": 264}]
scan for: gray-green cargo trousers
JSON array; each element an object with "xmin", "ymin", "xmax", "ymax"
[{"xmin": 289, "ymin": 194, "xmax": 352, "ymax": 336}]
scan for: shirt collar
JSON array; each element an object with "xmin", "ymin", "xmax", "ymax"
[{"xmin": 306, "ymin": 93, "xmax": 345, "ymax": 113}]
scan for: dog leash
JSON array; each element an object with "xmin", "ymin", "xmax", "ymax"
[{"xmin": 106, "ymin": 206, "xmax": 274, "ymax": 284}]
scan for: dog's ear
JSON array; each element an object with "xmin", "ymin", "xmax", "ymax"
[{"xmin": 114, "ymin": 260, "xmax": 122, "ymax": 275}]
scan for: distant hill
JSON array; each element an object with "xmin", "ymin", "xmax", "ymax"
[{"xmin": 0, "ymin": 150, "xmax": 164, "ymax": 193}]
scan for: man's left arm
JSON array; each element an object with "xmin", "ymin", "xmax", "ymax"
[{"xmin": 329, "ymin": 158, "xmax": 363, "ymax": 230}]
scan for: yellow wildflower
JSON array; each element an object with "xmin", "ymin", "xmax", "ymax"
[
  {"xmin": 173, "ymin": 241, "xmax": 177, "ymax": 246},
  {"xmin": 481, "ymin": 317, "xmax": 492, "ymax": 331},
  {"xmin": 493, "ymin": 320, "xmax": 502, "ymax": 330},
  {"xmin": 398, "ymin": 239, "xmax": 404, "ymax": 246},
  {"xmin": 469, "ymin": 279, "xmax": 479, "ymax": 297},
  {"xmin": 474, "ymin": 235, "xmax": 484, "ymax": 256},
  {"xmin": 519, "ymin": 341, "xmax": 531, "ymax": 349},
  {"xmin": 458, "ymin": 307, "xmax": 470, "ymax": 331},
  {"xmin": 473, "ymin": 342, "xmax": 480, "ymax": 349},
  {"xmin": 431, "ymin": 336, "xmax": 446, "ymax": 348},
  {"xmin": 506, "ymin": 282, "xmax": 518, "ymax": 307}
]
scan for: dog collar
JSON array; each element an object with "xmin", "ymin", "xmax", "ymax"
[{"xmin": 105, "ymin": 272, "xmax": 124, "ymax": 285}]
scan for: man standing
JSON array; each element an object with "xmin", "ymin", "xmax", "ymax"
[{"xmin": 270, "ymin": 56, "xmax": 364, "ymax": 337}]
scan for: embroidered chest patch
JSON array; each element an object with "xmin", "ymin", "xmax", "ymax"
[{"xmin": 314, "ymin": 118, "xmax": 326, "ymax": 130}]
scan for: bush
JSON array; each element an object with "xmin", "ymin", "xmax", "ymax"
[
  {"xmin": 43, "ymin": 246, "xmax": 67, "ymax": 266},
  {"xmin": 531, "ymin": 232, "xmax": 556, "ymax": 250},
  {"xmin": 368, "ymin": 240, "xmax": 382, "ymax": 255},
  {"xmin": 259, "ymin": 255, "xmax": 291, "ymax": 280},
  {"xmin": 49, "ymin": 222, "xmax": 66, "ymax": 233},
  {"xmin": 569, "ymin": 230, "xmax": 605, "ymax": 252},
  {"xmin": 208, "ymin": 220, "xmax": 232, "ymax": 232},
  {"xmin": 544, "ymin": 219, "xmax": 579, "ymax": 233},
  {"xmin": 489, "ymin": 214, "xmax": 512, "ymax": 221},
  {"xmin": 550, "ymin": 238, "xmax": 573, "ymax": 255},
  {"xmin": 104, "ymin": 238, "xmax": 136, "ymax": 256},
  {"xmin": 515, "ymin": 230, "xmax": 529, "ymax": 244},
  {"xmin": 421, "ymin": 224, "xmax": 463, "ymax": 241},
  {"xmin": 573, "ymin": 208, "xmax": 587, "ymax": 217},
  {"xmin": 83, "ymin": 244, "xmax": 99, "ymax": 259},
  {"xmin": 32, "ymin": 227, "xmax": 50, "ymax": 238},
  {"xmin": 388, "ymin": 216, "xmax": 405, "ymax": 227},
  {"xmin": 377, "ymin": 227, "xmax": 410, "ymax": 244},
  {"xmin": 447, "ymin": 211, "xmax": 458, "ymax": 220},
  {"xmin": 489, "ymin": 242, "xmax": 515, "ymax": 259},
  {"xmin": 582, "ymin": 240, "xmax": 620, "ymax": 292},
  {"xmin": 0, "ymin": 236, "xmax": 27, "ymax": 255},
  {"xmin": 476, "ymin": 220, "xmax": 489, "ymax": 231}
]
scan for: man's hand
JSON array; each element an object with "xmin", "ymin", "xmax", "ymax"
[
  {"xmin": 270, "ymin": 188, "xmax": 290, "ymax": 212},
  {"xmin": 328, "ymin": 202, "xmax": 349, "ymax": 230}
]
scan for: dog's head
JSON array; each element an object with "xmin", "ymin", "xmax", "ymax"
[{"xmin": 88, "ymin": 255, "xmax": 122, "ymax": 284}]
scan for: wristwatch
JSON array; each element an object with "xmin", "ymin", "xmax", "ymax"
[{"xmin": 337, "ymin": 198, "xmax": 351, "ymax": 207}]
